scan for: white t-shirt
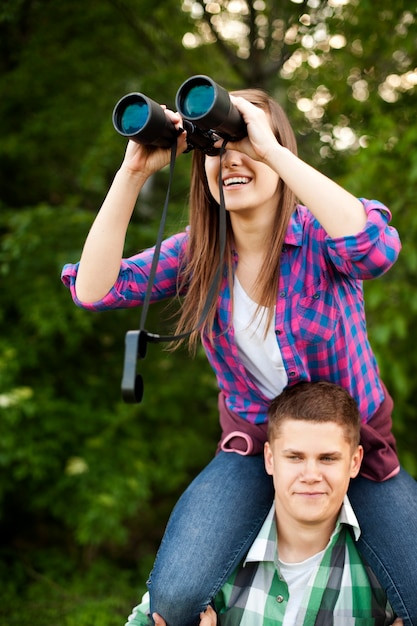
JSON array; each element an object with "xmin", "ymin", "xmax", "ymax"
[
  {"xmin": 279, "ymin": 551, "xmax": 324, "ymax": 626},
  {"xmin": 233, "ymin": 276, "xmax": 288, "ymax": 398}
]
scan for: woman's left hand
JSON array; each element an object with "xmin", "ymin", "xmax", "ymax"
[{"xmin": 224, "ymin": 95, "xmax": 280, "ymax": 163}]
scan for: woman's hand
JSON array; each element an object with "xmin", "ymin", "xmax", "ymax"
[
  {"xmin": 223, "ymin": 94, "xmax": 366, "ymax": 238},
  {"xmin": 222, "ymin": 95, "xmax": 280, "ymax": 163},
  {"xmin": 121, "ymin": 107, "xmax": 188, "ymax": 178},
  {"xmin": 75, "ymin": 105, "xmax": 187, "ymax": 304}
]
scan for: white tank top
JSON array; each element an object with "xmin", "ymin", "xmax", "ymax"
[{"xmin": 233, "ymin": 276, "xmax": 288, "ymax": 399}]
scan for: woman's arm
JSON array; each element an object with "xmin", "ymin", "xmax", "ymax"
[
  {"xmin": 75, "ymin": 110, "xmax": 187, "ymax": 304},
  {"xmin": 228, "ymin": 95, "xmax": 367, "ymax": 239}
]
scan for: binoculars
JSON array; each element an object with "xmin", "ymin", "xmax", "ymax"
[{"xmin": 112, "ymin": 75, "xmax": 247, "ymax": 155}]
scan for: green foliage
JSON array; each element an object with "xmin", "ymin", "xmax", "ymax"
[
  {"xmin": 0, "ymin": 553, "xmax": 145, "ymax": 626},
  {"xmin": 0, "ymin": 204, "xmax": 219, "ymax": 549},
  {"xmin": 0, "ymin": 0, "xmax": 206, "ymax": 210}
]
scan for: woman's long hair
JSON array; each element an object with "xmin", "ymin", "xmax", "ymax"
[{"xmin": 174, "ymin": 89, "xmax": 298, "ymax": 351}]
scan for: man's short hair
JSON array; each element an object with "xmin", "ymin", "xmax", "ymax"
[{"xmin": 267, "ymin": 381, "xmax": 361, "ymax": 449}]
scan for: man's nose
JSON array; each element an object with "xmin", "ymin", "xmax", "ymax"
[{"xmin": 300, "ymin": 460, "xmax": 322, "ymax": 482}]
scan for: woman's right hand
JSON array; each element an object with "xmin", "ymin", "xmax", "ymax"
[
  {"xmin": 74, "ymin": 106, "xmax": 188, "ymax": 304},
  {"xmin": 120, "ymin": 108, "xmax": 188, "ymax": 178}
]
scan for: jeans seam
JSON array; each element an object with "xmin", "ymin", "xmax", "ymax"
[
  {"xmin": 358, "ymin": 535, "xmax": 412, "ymax": 624},
  {"xmin": 204, "ymin": 505, "xmax": 272, "ymax": 605},
  {"xmin": 146, "ymin": 451, "xmax": 274, "ymax": 625}
]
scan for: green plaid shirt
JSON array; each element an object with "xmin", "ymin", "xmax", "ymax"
[{"xmin": 126, "ymin": 498, "xmax": 394, "ymax": 626}]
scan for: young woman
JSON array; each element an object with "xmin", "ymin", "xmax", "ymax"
[{"xmin": 62, "ymin": 88, "xmax": 417, "ymax": 626}]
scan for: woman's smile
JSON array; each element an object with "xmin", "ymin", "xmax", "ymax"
[
  {"xmin": 205, "ymin": 149, "xmax": 280, "ymax": 213},
  {"xmin": 222, "ymin": 175, "xmax": 252, "ymax": 188}
]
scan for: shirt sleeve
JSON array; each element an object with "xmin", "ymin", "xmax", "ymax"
[
  {"xmin": 325, "ymin": 198, "xmax": 401, "ymax": 279},
  {"xmin": 61, "ymin": 230, "xmax": 189, "ymax": 311},
  {"xmin": 124, "ymin": 592, "xmax": 153, "ymax": 626}
]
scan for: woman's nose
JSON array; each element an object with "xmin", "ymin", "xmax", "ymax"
[{"xmin": 222, "ymin": 149, "xmax": 243, "ymax": 167}]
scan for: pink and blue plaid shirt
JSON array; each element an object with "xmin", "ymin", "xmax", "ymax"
[{"xmin": 62, "ymin": 198, "xmax": 401, "ymax": 426}]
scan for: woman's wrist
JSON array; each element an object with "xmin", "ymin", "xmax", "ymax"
[
  {"xmin": 117, "ymin": 163, "xmax": 150, "ymax": 189},
  {"xmin": 262, "ymin": 142, "xmax": 288, "ymax": 171}
]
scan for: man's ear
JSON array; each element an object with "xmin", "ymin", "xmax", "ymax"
[
  {"xmin": 350, "ymin": 444, "xmax": 364, "ymax": 479},
  {"xmin": 264, "ymin": 441, "xmax": 274, "ymax": 476}
]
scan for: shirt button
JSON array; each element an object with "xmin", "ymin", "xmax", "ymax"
[
  {"xmin": 276, "ymin": 595, "xmax": 284, "ymax": 603},
  {"xmin": 288, "ymin": 371, "xmax": 296, "ymax": 377},
  {"xmin": 276, "ymin": 329, "xmax": 282, "ymax": 335},
  {"xmin": 279, "ymin": 290, "xmax": 286, "ymax": 298}
]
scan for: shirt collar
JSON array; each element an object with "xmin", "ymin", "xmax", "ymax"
[
  {"xmin": 244, "ymin": 495, "xmax": 361, "ymax": 566},
  {"xmin": 244, "ymin": 504, "xmax": 277, "ymax": 565},
  {"xmin": 283, "ymin": 206, "xmax": 304, "ymax": 248},
  {"xmin": 338, "ymin": 495, "xmax": 361, "ymax": 541}
]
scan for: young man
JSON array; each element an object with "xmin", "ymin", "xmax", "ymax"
[{"xmin": 127, "ymin": 381, "xmax": 402, "ymax": 626}]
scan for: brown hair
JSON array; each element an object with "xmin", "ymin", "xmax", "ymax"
[
  {"xmin": 267, "ymin": 381, "xmax": 361, "ymax": 449},
  {"xmin": 173, "ymin": 89, "xmax": 298, "ymax": 350}
]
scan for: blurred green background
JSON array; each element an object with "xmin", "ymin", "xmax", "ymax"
[{"xmin": 1, "ymin": 1, "xmax": 417, "ymax": 624}]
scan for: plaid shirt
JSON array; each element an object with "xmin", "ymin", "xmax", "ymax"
[
  {"xmin": 125, "ymin": 499, "xmax": 394, "ymax": 626},
  {"xmin": 62, "ymin": 199, "xmax": 401, "ymax": 425},
  {"xmin": 215, "ymin": 499, "xmax": 393, "ymax": 625}
]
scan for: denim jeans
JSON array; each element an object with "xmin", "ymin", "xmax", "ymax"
[
  {"xmin": 147, "ymin": 452, "xmax": 417, "ymax": 626},
  {"xmin": 348, "ymin": 468, "xmax": 417, "ymax": 625}
]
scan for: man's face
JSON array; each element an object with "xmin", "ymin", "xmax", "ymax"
[{"xmin": 264, "ymin": 419, "xmax": 363, "ymax": 529}]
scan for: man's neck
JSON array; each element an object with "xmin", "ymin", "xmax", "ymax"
[{"xmin": 275, "ymin": 510, "xmax": 339, "ymax": 563}]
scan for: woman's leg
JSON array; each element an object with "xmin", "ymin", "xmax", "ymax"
[
  {"xmin": 348, "ymin": 467, "xmax": 417, "ymax": 626},
  {"xmin": 147, "ymin": 451, "xmax": 274, "ymax": 626}
]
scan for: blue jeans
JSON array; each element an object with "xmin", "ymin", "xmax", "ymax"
[
  {"xmin": 348, "ymin": 468, "xmax": 417, "ymax": 625},
  {"xmin": 147, "ymin": 452, "xmax": 417, "ymax": 626}
]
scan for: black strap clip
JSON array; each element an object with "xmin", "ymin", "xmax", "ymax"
[
  {"xmin": 121, "ymin": 330, "xmax": 148, "ymax": 403},
  {"xmin": 121, "ymin": 330, "xmax": 162, "ymax": 403}
]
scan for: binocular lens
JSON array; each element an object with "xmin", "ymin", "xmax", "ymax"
[
  {"xmin": 119, "ymin": 101, "xmax": 149, "ymax": 135},
  {"xmin": 113, "ymin": 75, "xmax": 246, "ymax": 150},
  {"xmin": 181, "ymin": 84, "xmax": 215, "ymax": 119},
  {"xmin": 113, "ymin": 92, "xmax": 179, "ymax": 147}
]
